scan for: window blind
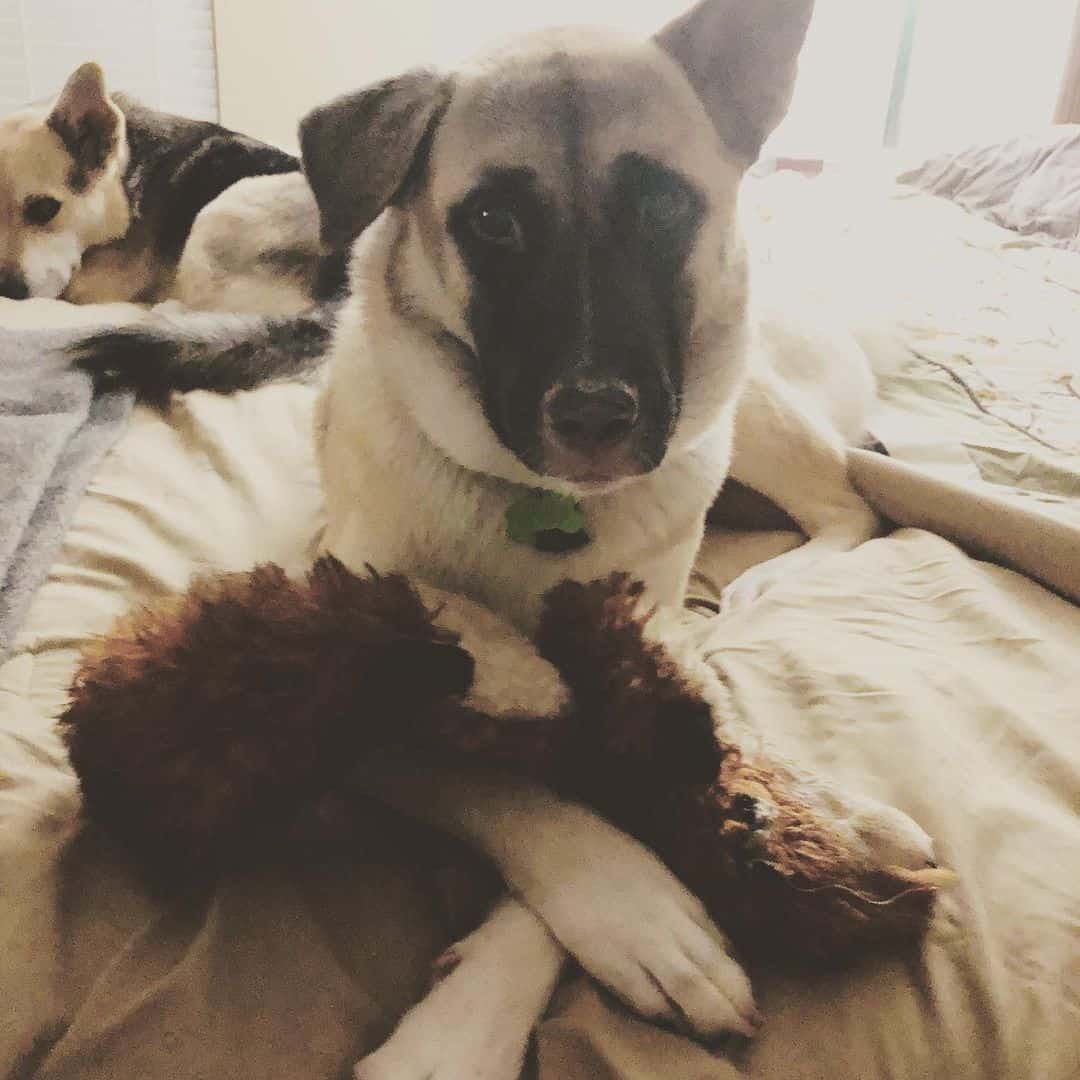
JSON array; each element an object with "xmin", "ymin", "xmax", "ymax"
[{"xmin": 0, "ymin": 0, "xmax": 218, "ymax": 120}]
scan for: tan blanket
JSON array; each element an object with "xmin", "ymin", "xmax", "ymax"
[{"xmin": 1, "ymin": 303, "xmax": 1078, "ymax": 1080}]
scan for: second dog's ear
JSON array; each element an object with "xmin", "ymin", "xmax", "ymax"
[
  {"xmin": 47, "ymin": 62, "xmax": 121, "ymax": 187},
  {"xmin": 300, "ymin": 70, "xmax": 450, "ymax": 251}
]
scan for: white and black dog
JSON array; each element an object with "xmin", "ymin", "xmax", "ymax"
[
  {"xmin": 72, "ymin": 3, "xmax": 935, "ymax": 1076},
  {"xmin": 309, "ymin": 2, "xmax": 932, "ymax": 1077}
]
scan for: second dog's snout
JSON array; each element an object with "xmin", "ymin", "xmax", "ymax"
[
  {"xmin": 0, "ymin": 271, "xmax": 29, "ymax": 300},
  {"xmin": 544, "ymin": 380, "xmax": 640, "ymax": 451}
]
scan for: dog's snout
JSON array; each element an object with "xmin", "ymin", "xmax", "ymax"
[
  {"xmin": 0, "ymin": 271, "xmax": 29, "ymax": 301},
  {"xmin": 544, "ymin": 380, "xmax": 640, "ymax": 452}
]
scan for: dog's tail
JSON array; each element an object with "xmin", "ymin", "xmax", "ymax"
[{"xmin": 69, "ymin": 305, "xmax": 336, "ymax": 407}]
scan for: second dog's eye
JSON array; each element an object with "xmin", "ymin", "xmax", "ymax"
[
  {"xmin": 24, "ymin": 196, "xmax": 62, "ymax": 226},
  {"xmin": 469, "ymin": 201, "xmax": 522, "ymax": 249}
]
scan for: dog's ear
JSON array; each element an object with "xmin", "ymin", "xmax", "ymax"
[
  {"xmin": 299, "ymin": 70, "xmax": 450, "ymax": 251},
  {"xmin": 655, "ymin": 0, "xmax": 814, "ymax": 164},
  {"xmin": 47, "ymin": 62, "xmax": 121, "ymax": 185}
]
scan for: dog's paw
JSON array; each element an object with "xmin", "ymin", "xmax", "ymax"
[
  {"xmin": 508, "ymin": 810, "xmax": 759, "ymax": 1041},
  {"xmin": 354, "ymin": 900, "xmax": 560, "ymax": 1080}
]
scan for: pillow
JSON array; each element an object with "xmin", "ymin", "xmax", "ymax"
[{"xmin": 898, "ymin": 125, "xmax": 1080, "ymax": 251}]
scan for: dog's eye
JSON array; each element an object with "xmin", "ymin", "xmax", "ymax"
[
  {"xmin": 469, "ymin": 201, "xmax": 522, "ymax": 249},
  {"xmin": 24, "ymin": 196, "xmax": 62, "ymax": 227},
  {"xmin": 639, "ymin": 184, "xmax": 693, "ymax": 229}
]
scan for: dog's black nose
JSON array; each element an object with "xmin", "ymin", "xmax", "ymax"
[
  {"xmin": 0, "ymin": 271, "xmax": 29, "ymax": 300},
  {"xmin": 544, "ymin": 380, "xmax": 640, "ymax": 451}
]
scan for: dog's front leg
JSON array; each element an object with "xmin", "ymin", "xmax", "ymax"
[
  {"xmin": 721, "ymin": 365, "xmax": 882, "ymax": 610},
  {"xmin": 355, "ymin": 895, "xmax": 563, "ymax": 1080},
  {"xmin": 351, "ymin": 755, "xmax": 758, "ymax": 1072}
]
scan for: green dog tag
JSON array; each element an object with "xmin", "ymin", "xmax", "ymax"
[{"xmin": 506, "ymin": 490, "xmax": 590, "ymax": 553}]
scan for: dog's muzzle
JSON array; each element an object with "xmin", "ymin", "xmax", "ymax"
[{"xmin": 540, "ymin": 377, "xmax": 648, "ymax": 484}]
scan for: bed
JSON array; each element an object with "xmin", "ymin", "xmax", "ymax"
[{"xmin": 2, "ymin": 154, "xmax": 1079, "ymax": 1080}]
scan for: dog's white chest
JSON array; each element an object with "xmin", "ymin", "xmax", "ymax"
[{"xmin": 321, "ymin": 432, "xmax": 722, "ymax": 632}]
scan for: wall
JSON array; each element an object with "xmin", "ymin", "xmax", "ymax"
[
  {"xmin": 899, "ymin": 0, "xmax": 1077, "ymax": 151},
  {"xmin": 212, "ymin": 0, "xmax": 1080, "ymax": 156},
  {"xmin": 2, "ymin": 1, "xmax": 1072, "ymax": 154},
  {"xmin": 768, "ymin": 0, "xmax": 910, "ymax": 158},
  {"xmin": 771, "ymin": 0, "xmax": 1078, "ymax": 158},
  {"xmin": 212, "ymin": 0, "xmax": 689, "ymax": 151},
  {"xmin": 214, "ymin": 0, "xmax": 1077, "ymax": 158}
]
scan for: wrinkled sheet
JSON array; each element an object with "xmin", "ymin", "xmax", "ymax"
[
  {"xmin": 743, "ymin": 167, "xmax": 1080, "ymax": 524},
  {"xmin": 897, "ymin": 126, "xmax": 1080, "ymax": 252},
  {"xmin": 2, "ymin": 214, "xmax": 1080, "ymax": 1080}
]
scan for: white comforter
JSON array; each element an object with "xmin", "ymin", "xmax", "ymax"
[{"xmin": 1, "ymin": 176, "xmax": 1079, "ymax": 1079}]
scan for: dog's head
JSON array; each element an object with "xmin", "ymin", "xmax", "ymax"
[
  {"xmin": 303, "ymin": 0, "xmax": 813, "ymax": 491},
  {"xmin": 0, "ymin": 63, "xmax": 129, "ymax": 300}
]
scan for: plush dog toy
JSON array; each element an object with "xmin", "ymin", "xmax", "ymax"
[{"xmin": 60, "ymin": 557, "xmax": 949, "ymax": 962}]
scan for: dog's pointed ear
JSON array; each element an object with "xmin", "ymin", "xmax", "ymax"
[
  {"xmin": 299, "ymin": 70, "xmax": 450, "ymax": 251},
  {"xmin": 47, "ymin": 62, "xmax": 121, "ymax": 183},
  {"xmin": 654, "ymin": 0, "xmax": 814, "ymax": 164}
]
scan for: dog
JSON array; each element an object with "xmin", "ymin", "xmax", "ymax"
[
  {"xmin": 0, "ymin": 60, "xmax": 342, "ymax": 312},
  {"xmin": 291, "ymin": 3, "xmax": 935, "ymax": 1077},
  {"xmin": 70, "ymin": 3, "xmax": 936, "ymax": 1075}
]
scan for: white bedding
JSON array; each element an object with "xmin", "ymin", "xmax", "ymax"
[
  {"xmin": 745, "ymin": 168, "xmax": 1080, "ymax": 522},
  {"xmin": 898, "ymin": 127, "xmax": 1080, "ymax": 253},
  {"xmin": 2, "ymin": 174, "xmax": 1079, "ymax": 1079}
]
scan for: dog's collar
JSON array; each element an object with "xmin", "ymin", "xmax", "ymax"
[{"xmin": 505, "ymin": 489, "xmax": 590, "ymax": 553}]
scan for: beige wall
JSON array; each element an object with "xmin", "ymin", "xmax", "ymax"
[
  {"xmin": 213, "ymin": 0, "xmax": 436, "ymax": 151},
  {"xmin": 212, "ymin": 0, "xmax": 687, "ymax": 152},
  {"xmin": 214, "ymin": 0, "xmax": 1080, "ymax": 160},
  {"xmin": 1054, "ymin": 1, "xmax": 1080, "ymax": 123}
]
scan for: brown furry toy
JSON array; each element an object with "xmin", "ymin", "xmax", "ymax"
[{"xmin": 60, "ymin": 557, "xmax": 951, "ymax": 962}]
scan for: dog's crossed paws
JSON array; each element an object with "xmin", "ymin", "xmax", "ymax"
[
  {"xmin": 356, "ymin": 809, "xmax": 761, "ymax": 1080},
  {"xmin": 505, "ymin": 805, "xmax": 759, "ymax": 1042}
]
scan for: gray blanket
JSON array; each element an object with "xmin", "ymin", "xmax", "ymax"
[{"xmin": 0, "ymin": 328, "xmax": 132, "ymax": 660}]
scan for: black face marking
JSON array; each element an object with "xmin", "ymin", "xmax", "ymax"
[
  {"xmin": 605, "ymin": 150, "xmax": 706, "ymax": 400},
  {"xmin": 48, "ymin": 111, "xmax": 117, "ymax": 193},
  {"xmin": 448, "ymin": 165, "xmax": 563, "ymax": 463},
  {"xmin": 23, "ymin": 195, "xmax": 62, "ymax": 227},
  {"xmin": 152, "ymin": 134, "xmax": 299, "ymax": 263},
  {"xmin": 448, "ymin": 143, "xmax": 706, "ymax": 484},
  {"xmin": 85, "ymin": 94, "xmax": 300, "ymax": 301}
]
